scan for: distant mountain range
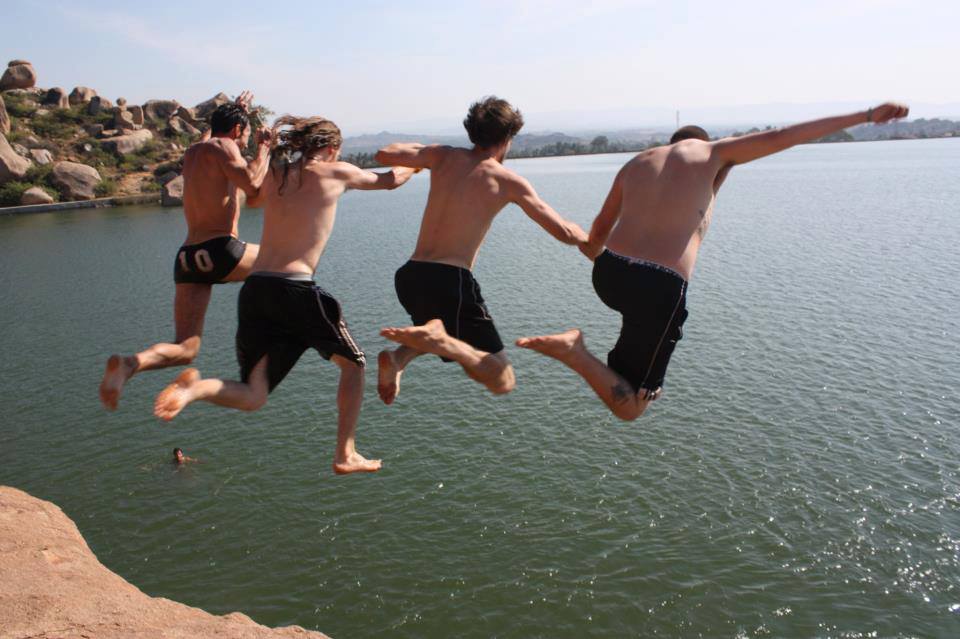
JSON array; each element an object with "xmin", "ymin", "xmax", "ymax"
[{"xmin": 342, "ymin": 118, "xmax": 960, "ymax": 157}]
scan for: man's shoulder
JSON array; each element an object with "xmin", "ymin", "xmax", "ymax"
[{"xmin": 188, "ymin": 138, "xmax": 235, "ymax": 160}]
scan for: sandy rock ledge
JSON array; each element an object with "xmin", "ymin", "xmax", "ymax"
[{"xmin": 0, "ymin": 486, "xmax": 330, "ymax": 639}]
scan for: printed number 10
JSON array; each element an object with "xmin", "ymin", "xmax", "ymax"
[{"xmin": 178, "ymin": 249, "xmax": 214, "ymax": 273}]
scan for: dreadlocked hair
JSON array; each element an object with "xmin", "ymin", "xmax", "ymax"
[{"xmin": 270, "ymin": 115, "xmax": 343, "ymax": 195}]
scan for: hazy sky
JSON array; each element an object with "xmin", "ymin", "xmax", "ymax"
[{"xmin": 4, "ymin": 0, "xmax": 958, "ymax": 133}]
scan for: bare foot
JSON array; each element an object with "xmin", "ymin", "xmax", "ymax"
[
  {"xmin": 99, "ymin": 355, "xmax": 137, "ymax": 410},
  {"xmin": 380, "ymin": 319, "xmax": 449, "ymax": 356},
  {"xmin": 377, "ymin": 350, "xmax": 402, "ymax": 405},
  {"xmin": 515, "ymin": 329, "xmax": 584, "ymax": 362},
  {"xmin": 333, "ymin": 452, "xmax": 382, "ymax": 475},
  {"xmin": 154, "ymin": 368, "xmax": 200, "ymax": 422}
]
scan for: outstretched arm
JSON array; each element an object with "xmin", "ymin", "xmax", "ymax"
[
  {"xmin": 511, "ymin": 176, "xmax": 588, "ymax": 246},
  {"xmin": 334, "ymin": 163, "xmax": 418, "ymax": 191},
  {"xmin": 712, "ymin": 102, "xmax": 909, "ymax": 166},
  {"xmin": 375, "ymin": 143, "xmax": 448, "ymax": 170},
  {"xmin": 581, "ymin": 170, "xmax": 624, "ymax": 260}
]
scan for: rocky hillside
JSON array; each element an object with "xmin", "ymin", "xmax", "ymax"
[{"xmin": 0, "ymin": 59, "xmax": 235, "ymax": 208}]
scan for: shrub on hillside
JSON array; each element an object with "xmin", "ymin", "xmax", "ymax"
[
  {"xmin": 3, "ymin": 92, "xmax": 37, "ymax": 118},
  {"xmin": 0, "ymin": 181, "xmax": 30, "ymax": 206},
  {"xmin": 76, "ymin": 139, "xmax": 120, "ymax": 169},
  {"xmin": 94, "ymin": 178, "xmax": 118, "ymax": 198}
]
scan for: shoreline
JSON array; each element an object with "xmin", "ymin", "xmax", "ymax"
[
  {"xmin": 1, "ymin": 136, "xmax": 955, "ymax": 216},
  {"xmin": 0, "ymin": 192, "xmax": 160, "ymax": 215}
]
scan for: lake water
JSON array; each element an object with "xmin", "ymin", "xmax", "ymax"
[{"xmin": 1, "ymin": 139, "xmax": 958, "ymax": 638}]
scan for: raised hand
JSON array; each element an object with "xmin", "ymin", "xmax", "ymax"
[
  {"xmin": 235, "ymin": 90, "xmax": 255, "ymax": 112},
  {"xmin": 256, "ymin": 126, "xmax": 274, "ymax": 147},
  {"xmin": 869, "ymin": 102, "xmax": 909, "ymax": 124}
]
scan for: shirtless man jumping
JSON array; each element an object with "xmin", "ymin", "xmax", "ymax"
[
  {"xmin": 153, "ymin": 115, "xmax": 416, "ymax": 474},
  {"xmin": 517, "ymin": 102, "xmax": 909, "ymax": 420},
  {"xmin": 375, "ymin": 96, "xmax": 588, "ymax": 403},
  {"xmin": 99, "ymin": 92, "xmax": 271, "ymax": 410}
]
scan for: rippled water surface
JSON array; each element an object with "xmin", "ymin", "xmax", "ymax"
[{"xmin": 1, "ymin": 139, "xmax": 959, "ymax": 638}]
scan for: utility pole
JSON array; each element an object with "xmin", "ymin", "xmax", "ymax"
[{"xmin": 676, "ymin": 109, "xmax": 680, "ymax": 129}]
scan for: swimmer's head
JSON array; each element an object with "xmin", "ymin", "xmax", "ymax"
[
  {"xmin": 670, "ymin": 125, "xmax": 710, "ymax": 144},
  {"xmin": 210, "ymin": 103, "xmax": 251, "ymax": 143},
  {"xmin": 173, "ymin": 447, "xmax": 184, "ymax": 463},
  {"xmin": 464, "ymin": 97, "xmax": 524, "ymax": 153}
]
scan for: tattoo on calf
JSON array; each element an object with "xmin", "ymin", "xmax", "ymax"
[{"xmin": 611, "ymin": 382, "xmax": 633, "ymax": 404}]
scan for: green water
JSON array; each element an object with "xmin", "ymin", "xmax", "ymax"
[{"xmin": 1, "ymin": 139, "xmax": 959, "ymax": 638}]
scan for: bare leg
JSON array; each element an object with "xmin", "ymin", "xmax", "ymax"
[
  {"xmin": 381, "ymin": 319, "xmax": 515, "ymax": 394},
  {"xmin": 376, "ymin": 345, "xmax": 423, "ymax": 404},
  {"xmin": 153, "ymin": 357, "xmax": 269, "ymax": 421},
  {"xmin": 516, "ymin": 329, "xmax": 655, "ymax": 421},
  {"xmin": 330, "ymin": 355, "xmax": 382, "ymax": 474},
  {"xmin": 99, "ymin": 283, "xmax": 213, "ymax": 410}
]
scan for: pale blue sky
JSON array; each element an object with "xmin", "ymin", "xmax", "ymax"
[{"xmin": 4, "ymin": 0, "xmax": 958, "ymax": 133}]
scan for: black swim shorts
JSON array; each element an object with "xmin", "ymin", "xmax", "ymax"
[
  {"xmin": 394, "ymin": 260, "xmax": 504, "ymax": 361},
  {"xmin": 592, "ymin": 249, "xmax": 688, "ymax": 399},
  {"xmin": 173, "ymin": 236, "xmax": 246, "ymax": 284},
  {"xmin": 235, "ymin": 273, "xmax": 365, "ymax": 392}
]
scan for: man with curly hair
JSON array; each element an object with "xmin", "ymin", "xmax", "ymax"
[{"xmin": 375, "ymin": 96, "xmax": 588, "ymax": 403}]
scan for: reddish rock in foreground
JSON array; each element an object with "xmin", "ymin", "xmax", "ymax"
[{"xmin": 0, "ymin": 486, "xmax": 330, "ymax": 639}]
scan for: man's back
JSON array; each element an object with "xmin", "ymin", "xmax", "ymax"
[
  {"xmin": 252, "ymin": 162, "xmax": 347, "ymax": 275},
  {"xmin": 607, "ymin": 141, "xmax": 720, "ymax": 280},
  {"xmin": 181, "ymin": 138, "xmax": 243, "ymax": 243},
  {"xmin": 410, "ymin": 147, "xmax": 520, "ymax": 269}
]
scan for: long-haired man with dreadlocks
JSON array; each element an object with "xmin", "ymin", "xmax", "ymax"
[
  {"xmin": 99, "ymin": 91, "xmax": 272, "ymax": 410},
  {"xmin": 153, "ymin": 115, "xmax": 416, "ymax": 474}
]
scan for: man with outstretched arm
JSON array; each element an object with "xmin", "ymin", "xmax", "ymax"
[
  {"xmin": 154, "ymin": 115, "xmax": 416, "ymax": 475},
  {"xmin": 517, "ymin": 102, "xmax": 910, "ymax": 420},
  {"xmin": 99, "ymin": 92, "xmax": 271, "ymax": 409},
  {"xmin": 374, "ymin": 96, "xmax": 588, "ymax": 403}
]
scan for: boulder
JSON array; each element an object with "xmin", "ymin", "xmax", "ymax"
[
  {"xmin": 0, "ymin": 133, "xmax": 31, "ymax": 183},
  {"xmin": 143, "ymin": 99, "xmax": 180, "ymax": 121},
  {"xmin": 20, "ymin": 186, "xmax": 54, "ymax": 205},
  {"xmin": 194, "ymin": 92, "xmax": 231, "ymax": 119},
  {"xmin": 128, "ymin": 104, "xmax": 144, "ymax": 126},
  {"xmin": 12, "ymin": 142, "xmax": 28, "ymax": 157},
  {"xmin": 157, "ymin": 170, "xmax": 179, "ymax": 185},
  {"xmin": 68, "ymin": 86, "xmax": 97, "ymax": 105},
  {"xmin": 86, "ymin": 95, "xmax": 113, "ymax": 116},
  {"xmin": 42, "ymin": 87, "xmax": 70, "ymax": 109},
  {"xmin": 84, "ymin": 123, "xmax": 105, "ymax": 137},
  {"xmin": 101, "ymin": 128, "xmax": 153, "ymax": 155},
  {"xmin": 29, "ymin": 148, "xmax": 52, "ymax": 165},
  {"xmin": 168, "ymin": 115, "xmax": 201, "ymax": 137},
  {"xmin": 0, "ymin": 486, "xmax": 330, "ymax": 638},
  {"xmin": 0, "ymin": 61, "xmax": 37, "ymax": 91},
  {"xmin": 175, "ymin": 106, "xmax": 200, "ymax": 125},
  {"xmin": 51, "ymin": 161, "xmax": 101, "ymax": 200},
  {"xmin": 161, "ymin": 174, "xmax": 184, "ymax": 206},
  {"xmin": 0, "ymin": 95, "xmax": 8, "ymax": 135},
  {"xmin": 114, "ymin": 108, "xmax": 136, "ymax": 131},
  {"xmin": 2, "ymin": 87, "xmax": 42, "ymax": 97}
]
